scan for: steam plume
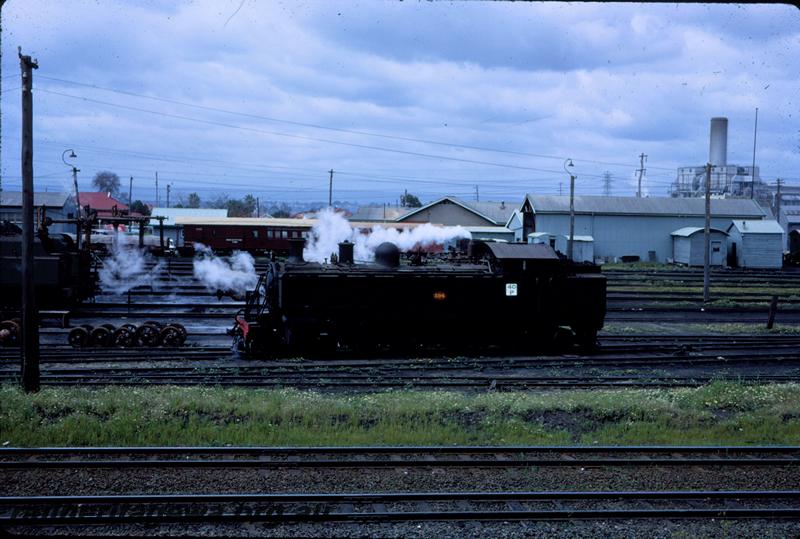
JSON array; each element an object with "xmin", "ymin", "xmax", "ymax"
[
  {"xmin": 192, "ymin": 244, "xmax": 258, "ymax": 294},
  {"xmin": 304, "ymin": 209, "xmax": 470, "ymax": 263},
  {"xmin": 98, "ymin": 232, "xmax": 164, "ymax": 294}
]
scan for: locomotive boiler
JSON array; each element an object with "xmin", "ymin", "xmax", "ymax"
[{"xmin": 232, "ymin": 239, "xmax": 606, "ymax": 356}]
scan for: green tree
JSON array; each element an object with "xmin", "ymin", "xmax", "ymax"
[
  {"xmin": 227, "ymin": 195, "xmax": 257, "ymax": 217},
  {"xmin": 129, "ymin": 200, "xmax": 151, "ymax": 216},
  {"xmin": 400, "ymin": 192, "xmax": 422, "ymax": 207},
  {"xmin": 187, "ymin": 192, "xmax": 201, "ymax": 208},
  {"xmin": 92, "ymin": 171, "xmax": 121, "ymax": 196},
  {"xmin": 269, "ymin": 202, "xmax": 292, "ymax": 218}
]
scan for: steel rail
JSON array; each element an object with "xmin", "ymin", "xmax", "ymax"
[{"xmin": 2, "ymin": 444, "xmax": 796, "ymax": 455}]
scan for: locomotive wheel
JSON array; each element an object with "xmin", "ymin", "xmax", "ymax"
[
  {"xmin": 68, "ymin": 327, "xmax": 89, "ymax": 348},
  {"xmin": 110, "ymin": 327, "xmax": 135, "ymax": 347},
  {"xmin": 121, "ymin": 323, "xmax": 138, "ymax": 333},
  {"xmin": 101, "ymin": 323, "xmax": 116, "ymax": 332},
  {"xmin": 88, "ymin": 326, "xmax": 111, "ymax": 347},
  {"xmin": 169, "ymin": 323, "xmax": 187, "ymax": 341},
  {"xmin": 0, "ymin": 320, "xmax": 21, "ymax": 346},
  {"xmin": 135, "ymin": 323, "xmax": 160, "ymax": 347},
  {"xmin": 158, "ymin": 326, "xmax": 183, "ymax": 346}
]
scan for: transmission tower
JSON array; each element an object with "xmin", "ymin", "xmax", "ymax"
[{"xmin": 602, "ymin": 171, "xmax": 613, "ymax": 196}]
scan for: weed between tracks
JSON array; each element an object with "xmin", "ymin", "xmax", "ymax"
[{"xmin": 1, "ymin": 382, "xmax": 800, "ymax": 447}]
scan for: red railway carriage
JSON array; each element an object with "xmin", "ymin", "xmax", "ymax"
[
  {"xmin": 176, "ymin": 217, "xmax": 433, "ymax": 255},
  {"xmin": 178, "ymin": 218, "xmax": 314, "ymax": 253}
]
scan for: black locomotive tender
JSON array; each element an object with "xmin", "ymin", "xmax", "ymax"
[{"xmin": 232, "ymin": 239, "xmax": 606, "ymax": 355}]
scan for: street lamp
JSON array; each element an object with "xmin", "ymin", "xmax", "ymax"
[
  {"xmin": 564, "ymin": 158, "xmax": 576, "ymax": 261},
  {"xmin": 61, "ymin": 149, "xmax": 81, "ymax": 217}
]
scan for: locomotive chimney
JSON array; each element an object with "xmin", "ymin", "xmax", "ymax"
[
  {"xmin": 288, "ymin": 238, "xmax": 305, "ymax": 263},
  {"xmin": 338, "ymin": 240, "xmax": 354, "ymax": 265}
]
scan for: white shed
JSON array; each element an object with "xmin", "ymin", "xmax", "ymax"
[
  {"xmin": 554, "ymin": 235, "xmax": 595, "ymax": 263},
  {"xmin": 726, "ymin": 220, "xmax": 784, "ymax": 269},
  {"xmin": 671, "ymin": 227, "xmax": 728, "ymax": 267},
  {"xmin": 527, "ymin": 231, "xmax": 556, "ymax": 247}
]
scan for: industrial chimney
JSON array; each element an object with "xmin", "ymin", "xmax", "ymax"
[{"xmin": 709, "ymin": 117, "xmax": 728, "ymax": 167}]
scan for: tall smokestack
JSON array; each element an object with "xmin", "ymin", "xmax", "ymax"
[{"xmin": 709, "ymin": 117, "xmax": 728, "ymax": 167}]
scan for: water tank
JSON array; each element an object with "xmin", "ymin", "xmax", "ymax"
[{"xmin": 709, "ymin": 117, "xmax": 728, "ymax": 167}]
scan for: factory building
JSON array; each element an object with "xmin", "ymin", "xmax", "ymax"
[
  {"xmin": 514, "ymin": 195, "xmax": 769, "ymax": 263},
  {"xmin": 0, "ymin": 191, "xmax": 77, "ymax": 233},
  {"xmin": 726, "ymin": 220, "xmax": 785, "ymax": 269},
  {"xmin": 670, "ymin": 227, "xmax": 728, "ymax": 267},
  {"xmin": 149, "ymin": 207, "xmax": 228, "ymax": 247},
  {"xmin": 671, "ymin": 117, "xmax": 771, "ymax": 205},
  {"xmin": 396, "ymin": 196, "xmax": 515, "ymax": 227}
]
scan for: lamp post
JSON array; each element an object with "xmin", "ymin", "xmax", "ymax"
[
  {"xmin": 564, "ymin": 158, "xmax": 576, "ymax": 261},
  {"xmin": 61, "ymin": 149, "xmax": 80, "ymax": 217},
  {"xmin": 62, "ymin": 149, "xmax": 81, "ymax": 249}
]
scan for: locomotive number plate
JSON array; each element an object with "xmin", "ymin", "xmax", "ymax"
[{"xmin": 505, "ymin": 283, "xmax": 518, "ymax": 296}]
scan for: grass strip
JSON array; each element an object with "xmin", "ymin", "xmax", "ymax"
[
  {"xmin": 1, "ymin": 382, "xmax": 799, "ymax": 447},
  {"xmin": 602, "ymin": 322, "xmax": 800, "ymax": 335}
]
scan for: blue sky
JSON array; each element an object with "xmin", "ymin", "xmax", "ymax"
[{"xmin": 1, "ymin": 1, "xmax": 798, "ymax": 206}]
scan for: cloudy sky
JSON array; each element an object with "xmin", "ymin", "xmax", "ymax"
[{"xmin": 1, "ymin": 1, "xmax": 798, "ymax": 207}]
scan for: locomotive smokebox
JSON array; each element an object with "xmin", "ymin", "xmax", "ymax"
[
  {"xmin": 375, "ymin": 242, "xmax": 400, "ymax": 268},
  {"xmin": 338, "ymin": 241, "xmax": 354, "ymax": 265},
  {"xmin": 288, "ymin": 238, "xmax": 306, "ymax": 263}
]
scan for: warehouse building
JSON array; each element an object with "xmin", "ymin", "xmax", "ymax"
[
  {"xmin": 0, "ymin": 191, "xmax": 77, "ymax": 233},
  {"xmin": 670, "ymin": 227, "xmax": 728, "ymax": 267},
  {"xmin": 726, "ymin": 220, "xmax": 784, "ymax": 269},
  {"xmin": 514, "ymin": 195, "xmax": 769, "ymax": 263},
  {"xmin": 397, "ymin": 196, "xmax": 515, "ymax": 227}
]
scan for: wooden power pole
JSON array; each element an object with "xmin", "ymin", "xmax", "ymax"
[
  {"xmin": 19, "ymin": 47, "xmax": 40, "ymax": 392},
  {"xmin": 703, "ymin": 163, "xmax": 712, "ymax": 304}
]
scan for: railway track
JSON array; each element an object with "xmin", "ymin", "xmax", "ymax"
[{"xmin": 3, "ymin": 446, "xmax": 799, "ymax": 528}]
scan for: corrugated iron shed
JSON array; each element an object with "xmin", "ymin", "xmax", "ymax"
[
  {"xmin": 0, "ymin": 191, "xmax": 73, "ymax": 207},
  {"xmin": 526, "ymin": 195, "xmax": 767, "ymax": 217},
  {"xmin": 482, "ymin": 242, "xmax": 559, "ymax": 260}
]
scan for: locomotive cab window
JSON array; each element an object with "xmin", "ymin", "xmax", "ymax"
[
  {"xmin": 281, "ymin": 231, "xmax": 288, "ymax": 239},
  {"xmin": 252, "ymin": 230, "xmax": 259, "ymax": 238},
  {"xmin": 267, "ymin": 230, "xmax": 274, "ymax": 238}
]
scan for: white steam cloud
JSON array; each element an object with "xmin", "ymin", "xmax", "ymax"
[
  {"xmin": 303, "ymin": 209, "xmax": 471, "ymax": 263},
  {"xmin": 98, "ymin": 232, "xmax": 164, "ymax": 294},
  {"xmin": 192, "ymin": 244, "xmax": 259, "ymax": 294}
]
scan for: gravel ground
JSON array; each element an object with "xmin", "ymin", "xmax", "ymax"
[
  {"xmin": 5, "ymin": 465, "xmax": 800, "ymax": 496},
  {"xmin": 6, "ymin": 519, "xmax": 800, "ymax": 538}
]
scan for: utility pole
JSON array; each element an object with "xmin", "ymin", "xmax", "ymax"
[
  {"xmin": 128, "ymin": 176, "xmax": 133, "ymax": 208},
  {"xmin": 559, "ymin": 182, "xmax": 563, "ymax": 196},
  {"xmin": 475, "ymin": 185, "xmax": 480, "ymax": 202},
  {"xmin": 602, "ymin": 171, "xmax": 613, "ymax": 197},
  {"xmin": 703, "ymin": 163, "xmax": 712, "ymax": 304},
  {"xmin": 19, "ymin": 47, "xmax": 39, "ymax": 393},
  {"xmin": 564, "ymin": 159, "xmax": 576, "ymax": 261},
  {"xmin": 776, "ymin": 178, "xmax": 783, "ymax": 221},
  {"xmin": 328, "ymin": 169, "xmax": 334, "ymax": 208},
  {"xmin": 751, "ymin": 107, "xmax": 758, "ymax": 200},
  {"xmin": 0, "ymin": 0, "xmax": 7, "ymax": 202},
  {"xmin": 155, "ymin": 171, "xmax": 159, "ymax": 207},
  {"xmin": 256, "ymin": 197, "xmax": 260, "ymax": 218},
  {"xmin": 166, "ymin": 183, "xmax": 171, "ymax": 208},
  {"xmin": 636, "ymin": 153, "xmax": 647, "ymax": 198}
]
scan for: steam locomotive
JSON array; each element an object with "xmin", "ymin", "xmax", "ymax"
[
  {"xmin": 231, "ymin": 239, "xmax": 606, "ymax": 356},
  {"xmin": 0, "ymin": 220, "xmax": 95, "ymax": 310}
]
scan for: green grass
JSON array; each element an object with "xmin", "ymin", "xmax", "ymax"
[
  {"xmin": 1, "ymin": 382, "xmax": 799, "ymax": 447},
  {"xmin": 602, "ymin": 262, "xmax": 674, "ymax": 271},
  {"xmin": 602, "ymin": 322, "xmax": 800, "ymax": 335}
]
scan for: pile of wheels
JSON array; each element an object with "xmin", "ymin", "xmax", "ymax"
[
  {"xmin": 0, "ymin": 319, "xmax": 21, "ymax": 346},
  {"xmin": 68, "ymin": 322, "xmax": 187, "ymax": 348}
]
